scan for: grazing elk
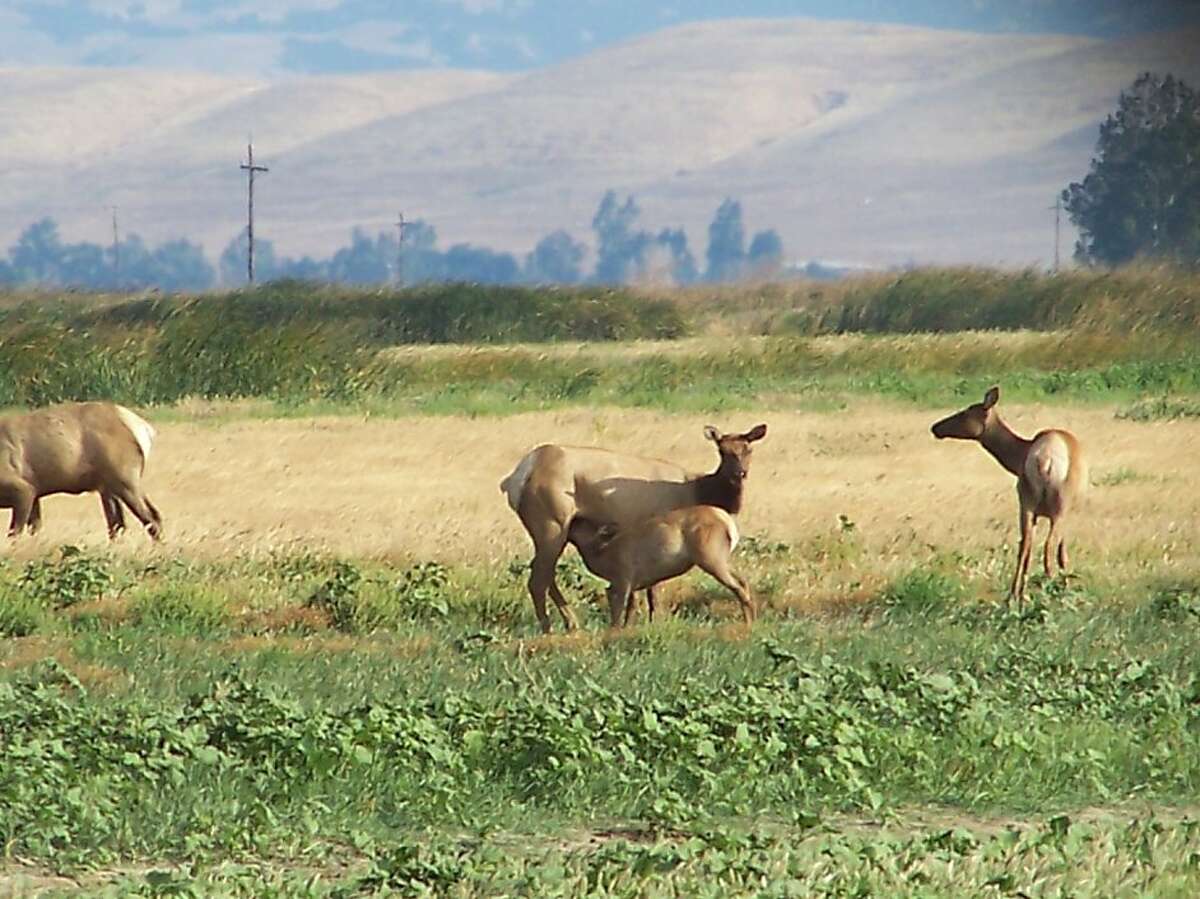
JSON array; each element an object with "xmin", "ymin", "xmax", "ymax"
[
  {"xmin": 500, "ymin": 423, "xmax": 767, "ymax": 632},
  {"xmin": 931, "ymin": 386, "xmax": 1087, "ymax": 600},
  {"xmin": 0, "ymin": 402, "xmax": 163, "ymax": 541},
  {"xmin": 566, "ymin": 505, "xmax": 754, "ymax": 628}
]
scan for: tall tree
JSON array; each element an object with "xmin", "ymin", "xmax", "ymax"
[
  {"xmin": 705, "ymin": 198, "xmax": 746, "ymax": 282},
  {"xmin": 591, "ymin": 191, "xmax": 651, "ymax": 283},
  {"xmin": 9, "ymin": 218, "xmax": 65, "ymax": 284},
  {"xmin": 655, "ymin": 227, "xmax": 698, "ymax": 285},
  {"xmin": 1064, "ymin": 72, "xmax": 1200, "ymax": 267}
]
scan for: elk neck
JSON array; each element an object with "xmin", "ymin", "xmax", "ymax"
[
  {"xmin": 978, "ymin": 414, "xmax": 1031, "ymax": 478},
  {"xmin": 692, "ymin": 469, "xmax": 745, "ymax": 515}
]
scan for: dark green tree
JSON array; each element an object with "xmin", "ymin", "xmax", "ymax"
[
  {"xmin": 9, "ymin": 218, "xmax": 65, "ymax": 284},
  {"xmin": 705, "ymin": 198, "xmax": 745, "ymax": 282},
  {"xmin": 443, "ymin": 244, "xmax": 520, "ymax": 283},
  {"xmin": 591, "ymin": 191, "xmax": 651, "ymax": 283},
  {"xmin": 327, "ymin": 229, "xmax": 391, "ymax": 284},
  {"xmin": 219, "ymin": 229, "xmax": 280, "ymax": 284},
  {"xmin": 747, "ymin": 229, "xmax": 784, "ymax": 277},
  {"xmin": 524, "ymin": 230, "xmax": 586, "ymax": 283},
  {"xmin": 1064, "ymin": 72, "xmax": 1200, "ymax": 267},
  {"xmin": 655, "ymin": 227, "xmax": 698, "ymax": 285}
]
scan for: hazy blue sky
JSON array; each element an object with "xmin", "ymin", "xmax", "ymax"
[{"xmin": 2, "ymin": 0, "xmax": 1197, "ymax": 76}]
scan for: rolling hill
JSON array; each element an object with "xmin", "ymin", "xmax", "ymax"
[{"xmin": 0, "ymin": 18, "xmax": 1196, "ymax": 271}]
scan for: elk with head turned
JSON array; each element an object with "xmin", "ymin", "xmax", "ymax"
[
  {"xmin": 0, "ymin": 402, "xmax": 163, "ymax": 541},
  {"xmin": 499, "ymin": 423, "xmax": 767, "ymax": 632},
  {"xmin": 566, "ymin": 505, "xmax": 754, "ymax": 628},
  {"xmin": 931, "ymin": 386, "xmax": 1086, "ymax": 600}
]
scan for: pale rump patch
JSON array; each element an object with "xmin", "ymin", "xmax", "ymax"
[
  {"xmin": 114, "ymin": 405, "xmax": 155, "ymax": 464},
  {"xmin": 500, "ymin": 448, "xmax": 538, "ymax": 512},
  {"xmin": 713, "ymin": 506, "xmax": 739, "ymax": 552},
  {"xmin": 1026, "ymin": 432, "xmax": 1071, "ymax": 491}
]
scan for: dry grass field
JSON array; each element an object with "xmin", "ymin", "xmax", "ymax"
[{"xmin": 12, "ymin": 400, "xmax": 1197, "ymax": 608}]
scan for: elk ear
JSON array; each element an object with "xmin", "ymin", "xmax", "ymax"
[
  {"xmin": 745, "ymin": 423, "xmax": 767, "ymax": 442},
  {"xmin": 703, "ymin": 425, "xmax": 722, "ymax": 443},
  {"xmin": 983, "ymin": 386, "xmax": 1000, "ymax": 409}
]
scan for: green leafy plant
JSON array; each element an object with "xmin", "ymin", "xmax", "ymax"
[
  {"xmin": 18, "ymin": 545, "xmax": 113, "ymax": 609},
  {"xmin": 304, "ymin": 559, "xmax": 363, "ymax": 633}
]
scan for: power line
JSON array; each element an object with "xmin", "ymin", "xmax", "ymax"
[{"xmin": 240, "ymin": 142, "xmax": 269, "ymax": 283}]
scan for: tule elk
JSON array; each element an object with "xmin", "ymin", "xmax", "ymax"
[
  {"xmin": 0, "ymin": 402, "xmax": 163, "ymax": 540},
  {"xmin": 567, "ymin": 505, "xmax": 754, "ymax": 628},
  {"xmin": 500, "ymin": 423, "xmax": 766, "ymax": 633},
  {"xmin": 931, "ymin": 386, "xmax": 1086, "ymax": 600}
]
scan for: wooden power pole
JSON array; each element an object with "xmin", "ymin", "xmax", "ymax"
[
  {"xmin": 240, "ymin": 142, "xmax": 269, "ymax": 283},
  {"xmin": 110, "ymin": 206, "xmax": 120, "ymax": 289},
  {"xmin": 1048, "ymin": 195, "xmax": 1062, "ymax": 272},
  {"xmin": 395, "ymin": 211, "xmax": 408, "ymax": 287}
]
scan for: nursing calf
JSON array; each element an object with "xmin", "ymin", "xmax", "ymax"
[{"xmin": 566, "ymin": 505, "xmax": 754, "ymax": 627}]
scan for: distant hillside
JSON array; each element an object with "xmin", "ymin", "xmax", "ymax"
[{"xmin": 0, "ymin": 19, "xmax": 1196, "ymax": 269}]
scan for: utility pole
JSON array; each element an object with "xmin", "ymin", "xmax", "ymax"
[
  {"xmin": 110, "ymin": 206, "xmax": 120, "ymax": 289},
  {"xmin": 1048, "ymin": 194, "xmax": 1062, "ymax": 272},
  {"xmin": 240, "ymin": 142, "xmax": 269, "ymax": 283},
  {"xmin": 394, "ymin": 211, "xmax": 407, "ymax": 287}
]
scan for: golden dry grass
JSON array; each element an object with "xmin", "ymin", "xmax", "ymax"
[{"xmin": 6, "ymin": 403, "xmax": 1198, "ymax": 598}]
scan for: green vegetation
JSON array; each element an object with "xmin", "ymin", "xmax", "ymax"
[
  {"xmin": 2, "ymin": 546, "xmax": 1200, "ymax": 893},
  {"xmin": 3, "ymin": 268, "xmax": 1200, "ymax": 893},
  {"xmin": 1, "ymin": 267, "xmax": 1199, "ymax": 415}
]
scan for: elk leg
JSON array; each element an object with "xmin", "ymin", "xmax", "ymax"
[
  {"xmin": 547, "ymin": 578, "xmax": 577, "ymax": 631},
  {"xmin": 101, "ymin": 492, "xmax": 126, "ymax": 539},
  {"xmin": 527, "ymin": 531, "xmax": 577, "ymax": 634},
  {"xmin": 6, "ymin": 483, "xmax": 35, "ymax": 538},
  {"xmin": 144, "ymin": 497, "xmax": 163, "ymax": 538},
  {"xmin": 698, "ymin": 560, "xmax": 755, "ymax": 624},
  {"xmin": 27, "ymin": 498, "xmax": 42, "ymax": 535},
  {"xmin": 111, "ymin": 482, "xmax": 163, "ymax": 541},
  {"xmin": 1057, "ymin": 535, "xmax": 1070, "ymax": 573},
  {"xmin": 622, "ymin": 590, "xmax": 639, "ymax": 627},
  {"xmin": 1043, "ymin": 516, "xmax": 1064, "ymax": 579},
  {"xmin": 624, "ymin": 587, "xmax": 659, "ymax": 626},
  {"xmin": 606, "ymin": 582, "xmax": 632, "ymax": 629},
  {"xmin": 519, "ymin": 490, "xmax": 579, "ymax": 633},
  {"xmin": 1010, "ymin": 507, "xmax": 1035, "ymax": 601}
]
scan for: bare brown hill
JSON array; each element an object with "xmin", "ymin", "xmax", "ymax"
[{"xmin": 0, "ymin": 19, "xmax": 1195, "ymax": 269}]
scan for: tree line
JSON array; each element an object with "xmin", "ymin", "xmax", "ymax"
[{"xmin": 0, "ymin": 193, "xmax": 782, "ymax": 292}]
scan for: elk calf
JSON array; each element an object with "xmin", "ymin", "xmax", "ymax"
[
  {"xmin": 931, "ymin": 386, "xmax": 1086, "ymax": 599},
  {"xmin": 566, "ymin": 505, "xmax": 755, "ymax": 628},
  {"xmin": 0, "ymin": 402, "xmax": 163, "ymax": 540}
]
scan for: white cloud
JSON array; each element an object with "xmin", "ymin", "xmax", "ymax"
[
  {"xmin": 73, "ymin": 0, "xmax": 344, "ymax": 24},
  {"xmin": 293, "ymin": 20, "xmax": 442, "ymax": 64},
  {"xmin": 439, "ymin": 0, "xmax": 534, "ymax": 16},
  {"xmin": 464, "ymin": 29, "xmax": 537, "ymax": 60},
  {"xmin": 204, "ymin": 1, "xmax": 346, "ymax": 25}
]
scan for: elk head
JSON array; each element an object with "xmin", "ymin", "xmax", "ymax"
[
  {"xmin": 931, "ymin": 387, "xmax": 999, "ymax": 442},
  {"xmin": 704, "ymin": 423, "xmax": 768, "ymax": 482}
]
